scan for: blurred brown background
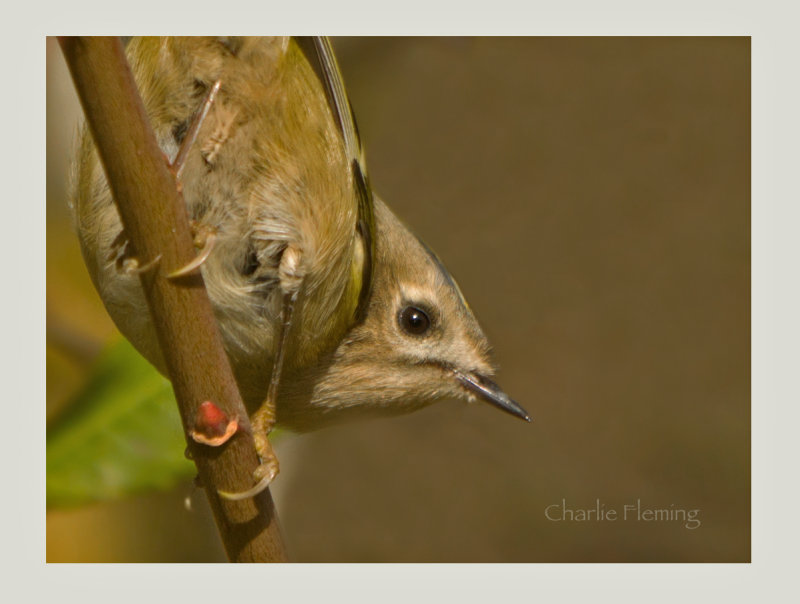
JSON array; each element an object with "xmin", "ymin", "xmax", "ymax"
[{"xmin": 46, "ymin": 36, "xmax": 750, "ymax": 562}]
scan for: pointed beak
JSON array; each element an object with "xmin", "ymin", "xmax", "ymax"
[{"xmin": 453, "ymin": 370, "xmax": 531, "ymax": 422}]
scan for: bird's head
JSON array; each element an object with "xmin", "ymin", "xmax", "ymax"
[{"xmin": 289, "ymin": 198, "xmax": 529, "ymax": 430}]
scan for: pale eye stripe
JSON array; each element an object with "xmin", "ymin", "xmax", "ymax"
[{"xmin": 417, "ymin": 238, "xmax": 471, "ymax": 313}]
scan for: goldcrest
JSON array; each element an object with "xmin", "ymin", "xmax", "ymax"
[{"xmin": 72, "ymin": 36, "xmax": 529, "ymax": 497}]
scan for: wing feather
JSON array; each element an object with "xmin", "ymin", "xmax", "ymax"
[{"xmin": 295, "ymin": 37, "xmax": 375, "ymax": 322}]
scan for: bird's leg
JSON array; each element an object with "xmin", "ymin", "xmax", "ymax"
[
  {"xmin": 112, "ymin": 81, "xmax": 222, "ymax": 280},
  {"xmin": 171, "ymin": 79, "xmax": 221, "ymax": 179},
  {"xmin": 165, "ymin": 81, "xmax": 222, "ymax": 279},
  {"xmin": 218, "ymin": 245, "xmax": 303, "ymax": 501}
]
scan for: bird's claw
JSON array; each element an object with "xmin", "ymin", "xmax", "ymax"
[
  {"xmin": 167, "ymin": 222, "xmax": 217, "ymax": 279},
  {"xmin": 217, "ymin": 457, "xmax": 279, "ymax": 501},
  {"xmin": 122, "ymin": 253, "xmax": 162, "ymax": 275}
]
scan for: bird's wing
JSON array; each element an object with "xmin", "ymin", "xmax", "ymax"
[{"xmin": 294, "ymin": 36, "xmax": 375, "ymax": 322}]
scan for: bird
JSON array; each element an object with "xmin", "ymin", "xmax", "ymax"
[{"xmin": 71, "ymin": 36, "xmax": 529, "ymax": 498}]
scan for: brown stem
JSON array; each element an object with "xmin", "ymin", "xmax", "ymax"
[{"xmin": 58, "ymin": 36, "xmax": 288, "ymax": 563}]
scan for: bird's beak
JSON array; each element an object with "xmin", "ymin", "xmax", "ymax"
[{"xmin": 453, "ymin": 370, "xmax": 531, "ymax": 422}]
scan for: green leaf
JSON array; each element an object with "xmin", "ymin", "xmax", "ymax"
[{"xmin": 47, "ymin": 338, "xmax": 195, "ymax": 508}]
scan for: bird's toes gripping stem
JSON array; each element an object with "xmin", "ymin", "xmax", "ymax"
[
  {"xmin": 110, "ymin": 232, "xmax": 162, "ymax": 276},
  {"xmin": 121, "ymin": 254, "xmax": 162, "ymax": 275},
  {"xmin": 217, "ymin": 408, "xmax": 279, "ymax": 501},
  {"xmin": 216, "ymin": 455, "xmax": 279, "ymax": 502},
  {"xmin": 166, "ymin": 220, "xmax": 218, "ymax": 279}
]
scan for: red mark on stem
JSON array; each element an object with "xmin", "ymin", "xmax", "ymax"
[{"xmin": 190, "ymin": 400, "xmax": 239, "ymax": 446}]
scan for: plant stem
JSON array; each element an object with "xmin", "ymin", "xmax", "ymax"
[{"xmin": 59, "ymin": 36, "xmax": 287, "ymax": 562}]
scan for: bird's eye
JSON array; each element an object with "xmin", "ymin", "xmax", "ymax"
[{"xmin": 398, "ymin": 306, "xmax": 431, "ymax": 336}]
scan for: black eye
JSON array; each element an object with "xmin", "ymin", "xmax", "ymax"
[{"xmin": 398, "ymin": 306, "xmax": 431, "ymax": 336}]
